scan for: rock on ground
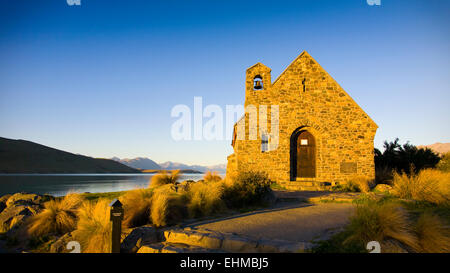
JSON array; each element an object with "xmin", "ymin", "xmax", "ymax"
[
  {"xmin": 0, "ymin": 192, "xmax": 51, "ymax": 246},
  {"xmin": 135, "ymin": 227, "xmax": 312, "ymax": 253},
  {"xmin": 373, "ymin": 184, "xmax": 394, "ymax": 194},
  {"xmin": 49, "ymin": 232, "xmax": 75, "ymax": 253},
  {"xmin": 121, "ymin": 226, "xmax": 159, "ymax": 253}
]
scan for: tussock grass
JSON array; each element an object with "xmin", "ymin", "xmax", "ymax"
[
  {"xmin": 119, "ymin": 189, "xmax": 153, "ymax": 228},
  {"xmin": 73, "ymin": 199, "xmax": 111, "ymax": 253},
  {"xmin": 148, "ymin": 183, "xmax": 187, "ymax": 227},
  {"xmin": 415, "ymin": 212, "xmax": 450, "ymax": 253},
  {"xmin": 333, "ymin": 176, "xmax": 374, "ymax": 193},
  {"xmin": 345, "ymin": 203, "xmax": 419, "ymax": 252},
  {"xmin": 149, "ymin": 170, "xmax": 180, "ymax": 188},
  {"xmin": 342, "ymin": 200, "xmax": 450, "ymax": 253},
  {"xmin": 392, "ymin": 169, "xmax": 450, "ymax": 205},
  {"xmin": 27, "ymin": 193, "xmax": 84, "ymax": 237},
  {"xmin": 203, "ymin": 171, "xmax": 222, "ymax": 183},
  {"xmin": 187, "ymin": 180, "xmax": 226, "ymax": 218},
  {"xmin": 150, "ymin": 192, "xmax": 170, "ymax": 227}
]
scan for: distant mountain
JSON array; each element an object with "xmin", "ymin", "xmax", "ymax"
[
  {"xmin": 417, "ymin": 142, "xmax": 450, "ymax": 155},
  {"xmin": 113, "ymin": 157, "xmax": 161, "ymax": 170},
  {"xmin": 111, "ymin": 157, "xmax": 226, "ymax": 173},
  {"xmin": 159, "ymin": 161, "xmax": 226, "ymax": 173},
  {"xmin": 0, "ymin": 137, "xmax": 139, "ymax": 174}
]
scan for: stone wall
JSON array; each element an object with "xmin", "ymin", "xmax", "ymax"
[{"xmin": 227, "ymin": 51, "xmax": 377, "ymax": 189}]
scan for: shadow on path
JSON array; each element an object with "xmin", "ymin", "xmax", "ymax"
[{"xmin": 183, "ymin": 201, "xmax": 314, "ymax": 228}]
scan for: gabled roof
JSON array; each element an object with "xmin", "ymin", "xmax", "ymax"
[
  {"xmin": 272, "ymin": 50, "xmax": 378, "ymax": 127},
  {"xmin": 231, "ymin": 51, "xmax": 378, "ymax": 138},
  {"xmin": 246, "ymin": 62, "xmax": 271, "ymax": 72}
]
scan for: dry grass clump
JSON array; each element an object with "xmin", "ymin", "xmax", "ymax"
[
  {"xmin": 73, "ymin": 199, "xmax": 111, "ymax": 253},
  {"xmin": 27, "ymin": 193, "xmax": 84, "ymax": 237},
  {"xmin": 187, "ymin": 180, "xmax": 226, "ymax": 218},
  {"xmin": 203, "ymin": 171, "xmax": 222, "ymax": 183},
  {"xmin": 344, "ymin": 202, "xmax": 450, "ymax": 253},
  {"xmin": 150, "ymin": 191, "xmax": 187, "ymax": 227},
  {"xmin": 392, "ymin": 169, "xmax": 450, "ymax": 205},
  {"xmin": 150, "ymin": 192, "xmax": 169, "ymax": 227},
  {"xmin": 415, "ymin": 212, "xmax": 450, "ymax": 253},
  {"xmin": 119, "ymin": 189, "xmax": 153, "ymax": 228},
  {"xmin": 345, "ymin": 203, "xmax": 419, "ymax": 252},
  {"xmin": 149, "ymin": 170, "xmax": 180, "ymax": 188}
]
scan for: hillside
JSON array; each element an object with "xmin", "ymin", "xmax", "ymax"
[
  {"xmin": 0, "ymin": 137, "xmax": 140, "ymax": 174},
  {"xmin": 418, "ymin": 142, "xmax": 450, "ymax": 155}
]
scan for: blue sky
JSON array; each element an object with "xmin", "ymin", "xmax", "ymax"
[{"xmin": 0, "ymin": 0, "xmax": 449, "ymax": 165}]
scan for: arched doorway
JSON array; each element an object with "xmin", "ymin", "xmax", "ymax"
[{"xmin": 290, "ymin": 128, "xmax": 316, "ymax": 180}]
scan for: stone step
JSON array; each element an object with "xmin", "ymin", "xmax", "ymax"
[
  {"xmin": 160, "ymin": 228, "xmax": 313, "ymax": 253},
  {"xmin": 293, "ymin": 181, "xmax": 317, "ymax": 186}
]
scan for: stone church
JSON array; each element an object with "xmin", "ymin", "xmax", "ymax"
[{"xmin": 226, "ymin": 51, "xmax": 378, "ymax": 190}]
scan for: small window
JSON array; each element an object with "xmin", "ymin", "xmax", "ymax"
[
  {"xmin": 253, "ymin": 75, "xmax": 263, "ymax": 90},
  {"xmin": 300, "ymin": 139, "xmax": 308, "ymax": 145},
  {"xmin": 261, "ymin": 134, "xmax": 269, "ymax": 152}
]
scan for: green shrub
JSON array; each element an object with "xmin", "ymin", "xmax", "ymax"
[{"xmin": 223, "ymin": 171, "xmax": 272, "ymax": 208}]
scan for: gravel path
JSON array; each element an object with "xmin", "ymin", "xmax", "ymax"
[{"xmin": 189, "ymin": 202, "xmax": 355, "ymax": 242}]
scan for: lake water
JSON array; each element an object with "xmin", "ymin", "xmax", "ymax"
[{"xmin": 0, "ymin": 173, "xmax": 211, "ymax": 197}]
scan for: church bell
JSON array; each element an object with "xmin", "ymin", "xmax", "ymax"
[{"xmin": 254, "ymin": 79, "xmax": 263, "ymax": 90}]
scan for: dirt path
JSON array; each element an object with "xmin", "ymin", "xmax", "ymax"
[{"xmin": 187, "ymin": 202, "xmax": 355, "ymax": 243}]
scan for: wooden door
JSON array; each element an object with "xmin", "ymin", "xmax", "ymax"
[{"xmin": 297, "ymin": 131, "xmax": 316, "ymax": 178}]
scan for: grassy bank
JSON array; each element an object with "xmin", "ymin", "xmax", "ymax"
[{"xmin": 8, "ymin": 170, "xmax": 273, "ymax": 253}]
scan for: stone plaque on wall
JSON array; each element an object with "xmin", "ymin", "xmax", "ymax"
[{"xmin": 340, "ymin": 162, "xmax": 357, "ymax": 174}]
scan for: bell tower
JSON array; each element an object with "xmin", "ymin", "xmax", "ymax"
[{"xmin": 244, "ymin": 62, "xmax": 271, "ymax": 106}]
